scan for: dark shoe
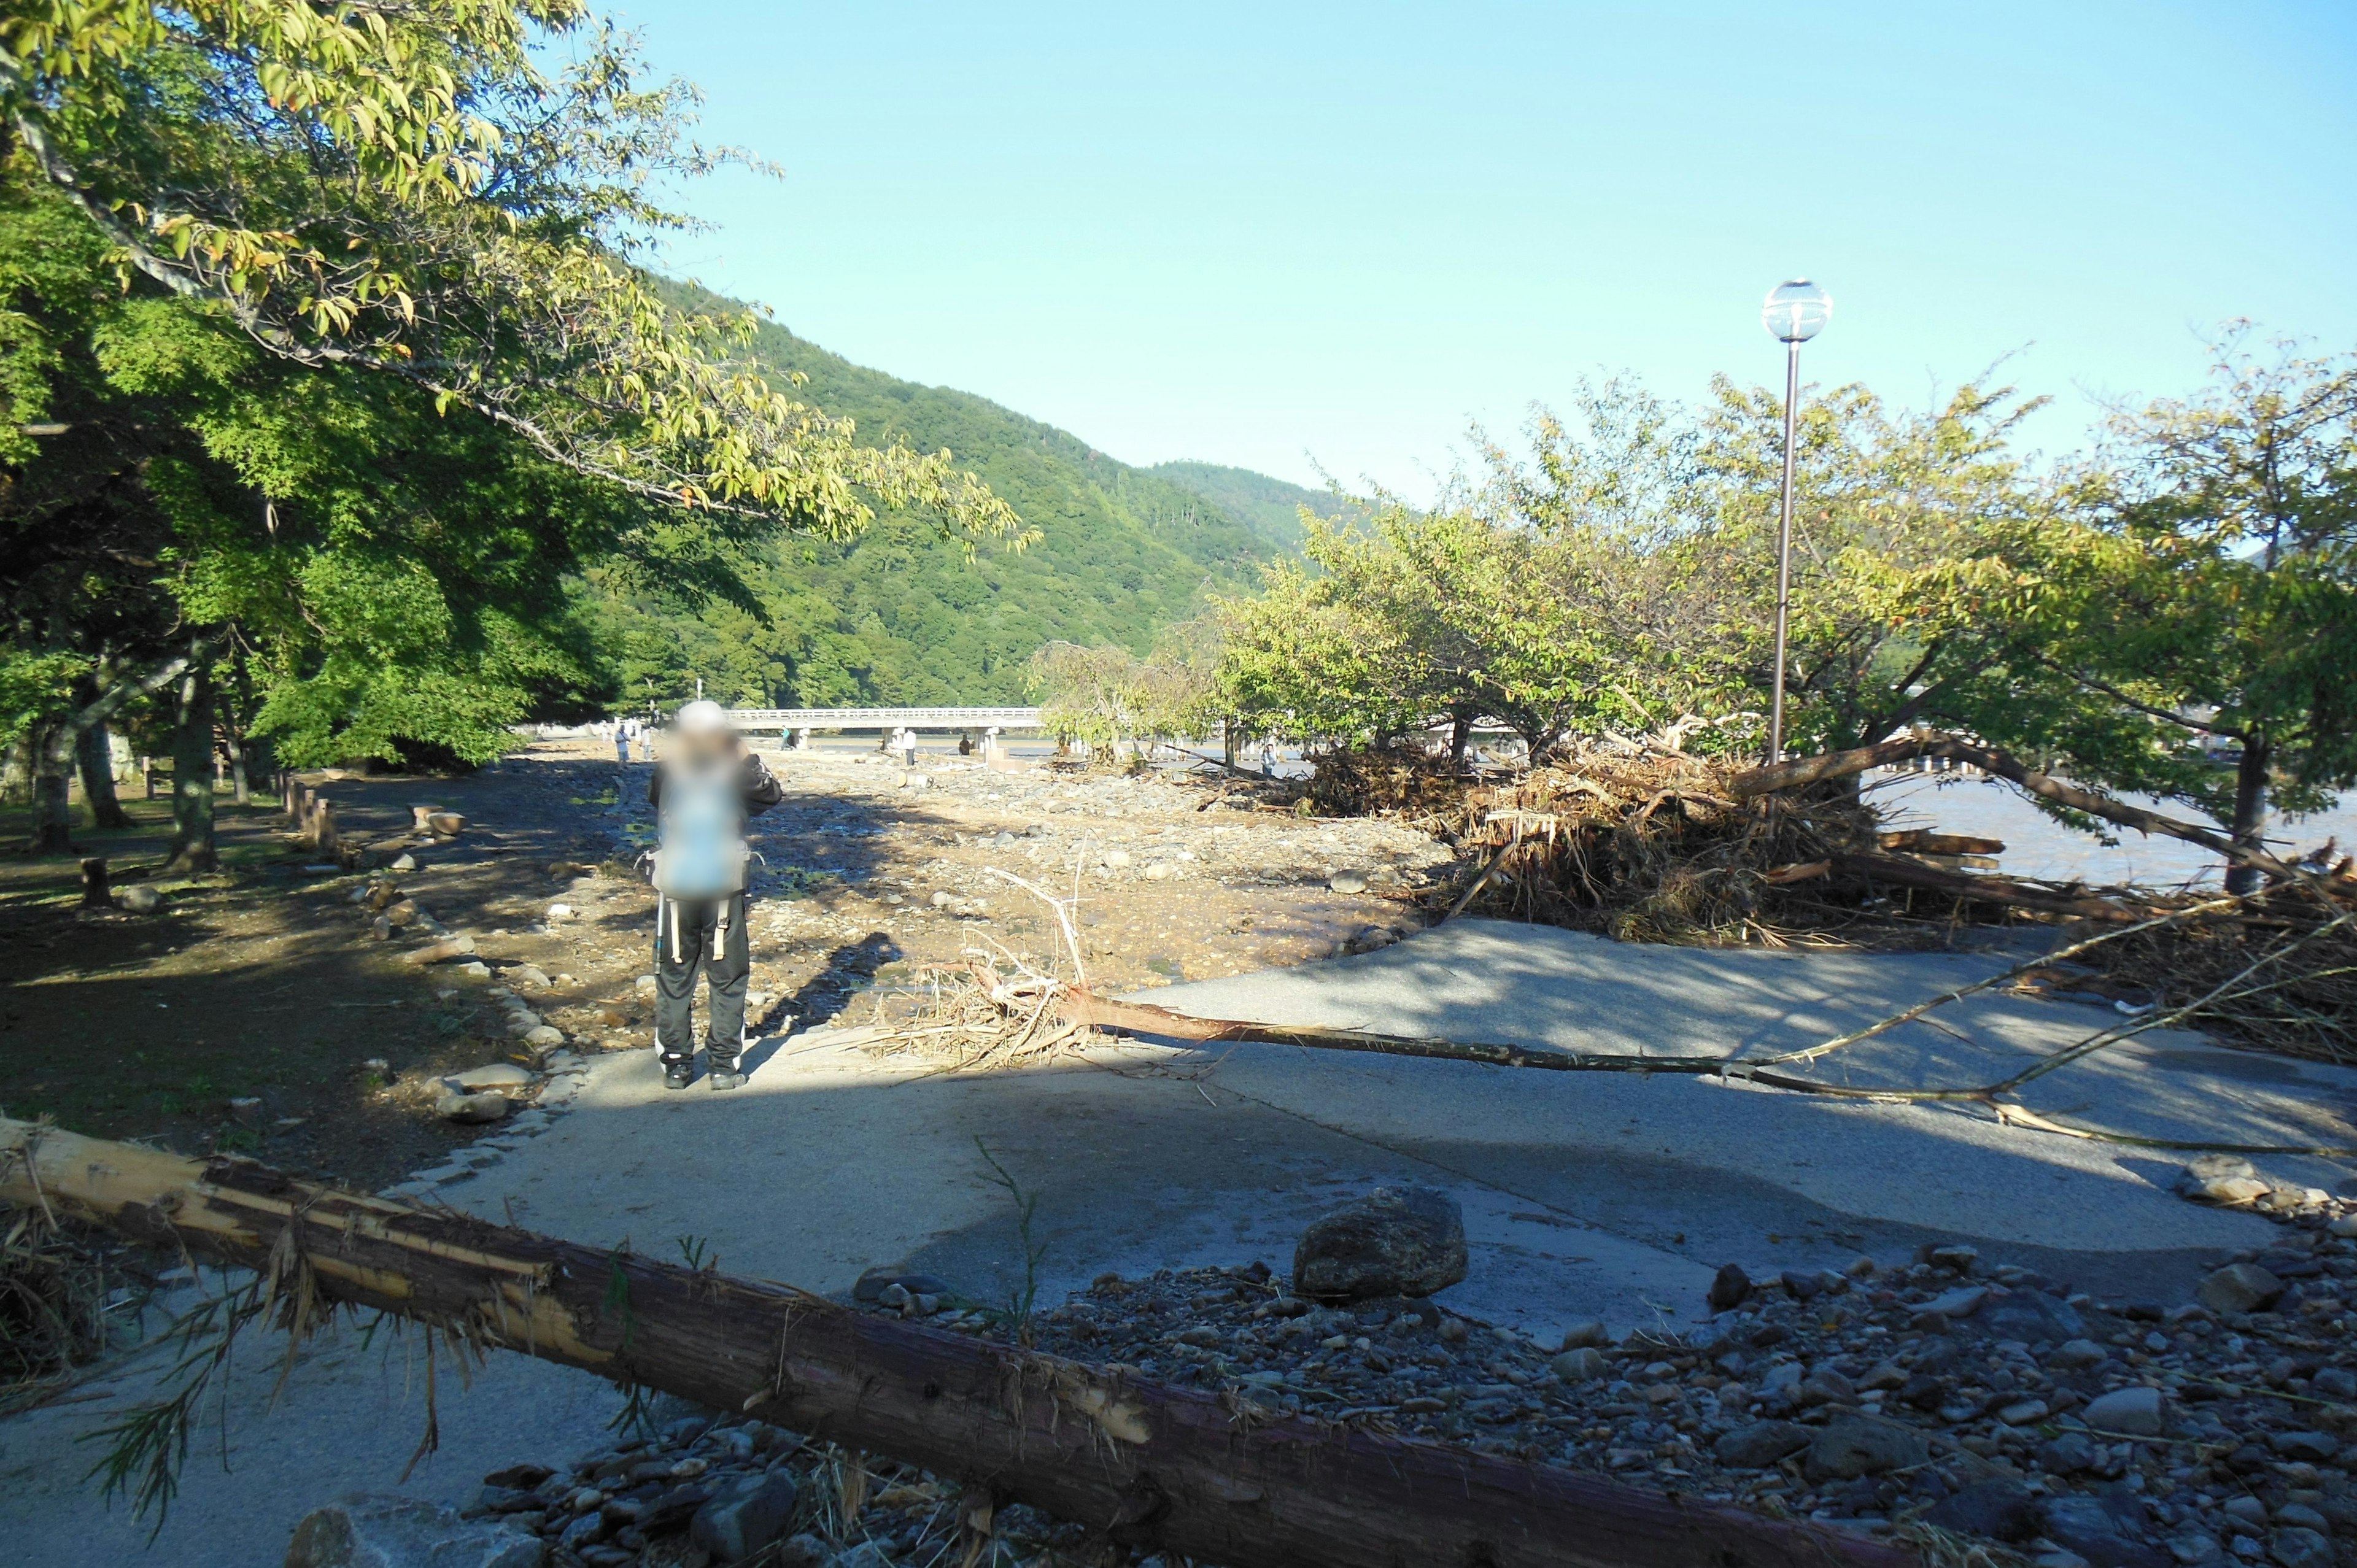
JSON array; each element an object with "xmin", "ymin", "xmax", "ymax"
[
  {"xmin": 707, "ymin": 1063, "xmax": 746, "ymax": 1091},
  {"xmin": 662, "ymin": 1059, "xmax": 692, "ymax": 1091}
]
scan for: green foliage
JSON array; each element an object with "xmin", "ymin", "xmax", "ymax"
[
  {"xmin": 1027, "ymin": 624, "xmax": 1220, "ymax": 750},
  {"xmin": 0, "ymin": 0, "xmax": 1018, "ymax": 544}
]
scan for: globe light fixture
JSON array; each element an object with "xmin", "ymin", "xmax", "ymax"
[{"xmin": 1759, "ymin": 278, "xmax": 1832, "ymax": 762}]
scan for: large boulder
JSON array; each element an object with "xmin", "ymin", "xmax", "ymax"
[
  {"xmin": 1292, "ymin": 1186, "xmax": 1468, "ymax": 1300},
  {"xmin": 284, "ymin": 1494, "xmax": 542, "ymax": 1567}
]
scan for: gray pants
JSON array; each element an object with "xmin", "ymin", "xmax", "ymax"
[{"xmin": 654, "ymin": 892, "xmax": 749, "ymax": 1068}]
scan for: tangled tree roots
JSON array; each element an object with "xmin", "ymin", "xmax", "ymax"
[{"xmin": 1, "ymin": 1191, "xmax": 136, "ymax": 1413}]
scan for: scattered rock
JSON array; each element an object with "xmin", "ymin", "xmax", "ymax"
[
  {"xmin": 1550, "ymin": 1347, "xmax": 1608, "ymax": 1381},
  {"xmin": 2269, "ymin": 1529, "xmax": 2334, "ymax": 1568},
  {"xmin": 1293, "ymin": 1186, "xmax": 1468, "ymax": 1300},
  {"xmin": 284, "ymin": 1493, "xmax": 542, "ymax": 1567},
  {"xmin": 1558, "ymin": 1320, "xmax": 1609, "ymax": 1350},
  {"xmin": 449, "ymin": 1064, "xmax": 533, "ymax": 1091},
  {"xmin": 851, "ymin": 1267, "xmax": 954, "ymax": 1303},
  {"xmin": 1327, "ymin": 868, "xmax": 1369, "ymax": 894},
  {"xmin": 390, "ymin": 852, "xmax": 417, "ymax": 873},
  {"xmin": 1919, "ymin": 1285, "xmax": 1988, "ymax": 1319},
  {"xmin": 2082, "ymin": 1385, "xmax": 2168, "ymax": 1436},
  {"xmin": 1982, "ymin": 1289, "xmax": 2085, "ymax": 1343},
  {"xmin": 2268, "ymin": 1431, "xmax": 2340, "ymax": 1463},
  {"xmin": 435, "ymin": 1091, "xmax": 513, "ymax": 1124},
  {"xmin": 546, "ymin": 903, "xmax": 575, "ymax": 922},
  {"xmin": 1714, "ymin": 1420, "xmax": 1812, "ymax": 1469},
  {"xmin": 2049, "ymin": 1338, "xmax": 2110, "ymax": 1370},
  {"xmin": 2197, "ymin": 1263, "xmax": 2283, "ymax": 1315},
  {"xmin": 1931, "ymin": 1478, "xmax": 2044, "ymax": 1542},
  {"xmin": 402, "ymin": 935, "xmax": 478, "ymax": 965},
  {"xmin": 426, "ymin": 811, "xmax": 466, "ymax": 838},
  {"xmin": 1803, "ymin": 1413, "xmax": 1929, "ymax": 1480},
  {"xmin": 689, "ymin": 1470, "xmax": 798, "ymax": 1562},
  {"xmin": 511, "ymin": 964, "xmax": 552, "ymax": 989},
  {"xmin": 116, "ymin": 883, "xmax": 164, "ymax": 914},
  {"xmin": 524, "ymin": 1025, "xmax": 564, "ymax": 1050},
  {"xmin": 1708, "ymin": 1262, "xmax": 1752, "ymax": 1313},
  {"xmin": 2044, "ymin": 1493, "xmax": 2170, "ymax": 1568}
]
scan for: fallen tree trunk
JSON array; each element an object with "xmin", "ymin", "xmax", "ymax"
[
  {"xmin": 1827, "ymin": 851, "xmax": 2151, "ymax": 922},
  {"xmin": 1728, "ymin": 732, "xmax": 2309, "ymax": 886},
  {"xmin": 0, "ymin": 1118, "xmax": 1908, "ymax": 1568}
]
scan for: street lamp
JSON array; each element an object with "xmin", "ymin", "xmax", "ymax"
[{"xmin": 1760, "ymin": 278, "xmax": 1832, "ymax": 763}]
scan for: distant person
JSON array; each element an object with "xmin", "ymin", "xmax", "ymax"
[
  {"xmin": 610, "ymin": 719, "xmax": 629, "ymax": 765},
  {"xmin": 648, "ymin": 700, "xmax": 782, "ymax": 1090},
  {"xmin": 899, "ymin": 727, "xmax": 919, "ymax": 768},
  {"xmin": 637, "ymin": 719, "xmax": 656, "ymax": 763}
]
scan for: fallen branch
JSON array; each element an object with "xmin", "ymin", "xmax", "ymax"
[
  {"xmin": 1730, "ymin": 732, "xmax": 2309, "ymax": 886},
  {"xmin": 1829, "ymin": 851, "xmax": 2153, "ymax": 922},
  {"xmin": 0, "ymin": 1119, "xmax": 1906, "ymax": 1568}
]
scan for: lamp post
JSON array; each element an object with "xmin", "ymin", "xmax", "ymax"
[{"xmin": 1760, "ymin": 277, "xmax": 1832, "ymax": 763}]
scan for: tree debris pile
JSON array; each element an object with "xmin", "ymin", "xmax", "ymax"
[
  {"xmin": 0, "ymin": 1197, "xmax": 139, "ymax": 1416},
  {"xmin": 2053, "ymin": 886, "xmax": 2357, "ymax": 1062},
  {"xmin": 887, "ymin": 1186, "xmax": 2357, "ymax": 1568}
]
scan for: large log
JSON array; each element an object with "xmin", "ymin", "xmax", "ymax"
[{"xmin": 0, "ymin": 1118, "xmax": 1908, "ymax": 1568}]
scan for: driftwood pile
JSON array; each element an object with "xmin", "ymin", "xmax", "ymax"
[{"xmin": 1295, "ymin": 727, "xmax": 2357, "ymax": 1054}]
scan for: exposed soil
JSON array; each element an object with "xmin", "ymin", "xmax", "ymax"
[{"xmin": 0, "ymin": 740, "xmax": 1450, "ymax": 1193}]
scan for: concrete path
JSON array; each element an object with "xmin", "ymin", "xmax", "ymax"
[{"xmin": 10, "ymin": 919, "xmax": 2355, "ymax": 1566}]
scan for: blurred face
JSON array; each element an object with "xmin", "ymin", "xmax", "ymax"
[{"xmin": 676, "ymin": 726, "xmax": 738, "ymax": 765}]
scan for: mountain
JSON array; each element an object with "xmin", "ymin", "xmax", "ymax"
[
  {"xmin": 588, "ymin": 290, "xmax": 1343, "ymax": 709},
  {"xmin": 1146, "ymin": 460, "xmax": 1335, "ymax": 555}
]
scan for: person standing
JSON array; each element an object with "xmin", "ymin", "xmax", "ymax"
[
  {"xmin": 610, "ymin": 719, "xmax": 630, "ymax": 765},
  {"xmin": 648, "ymin": 700, "xmax": 782, "ymax": 1089}
]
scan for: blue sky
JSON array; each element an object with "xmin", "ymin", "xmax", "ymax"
[{"xmin": 608, "ymin": 1, "xmax": 2357, "ymax": 496}]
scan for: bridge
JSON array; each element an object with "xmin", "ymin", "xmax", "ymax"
[{"xmin": 725, "ymin": 706, "xmax": 1045, "ymax": 730}]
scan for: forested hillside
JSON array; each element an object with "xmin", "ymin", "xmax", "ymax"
[{"xmin": 589, "ymin": 293, "xmax": 1343, "ymax": 709}]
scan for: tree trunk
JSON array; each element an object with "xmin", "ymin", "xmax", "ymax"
[
  {"xmin": 164, "ymin": 656, "xmax": 218, "ymax": 875},
  {"xmin": 1450, "ymin": 710, "xmax": 1472, "ymax": 767},
  {"xmin": 77, "ymin": 717, "xmax": 131, "ymax": 830},
  {"xmin": 31, "ymin": 720, "xmax": 75, "ymax": 853},
  {"xmin": 0, "ymin": 1118, "xmax": 1908, "ymax": 1568},
  {"xmin": 2226, "ymin": 738, "xmax": 2272, "ymax": 897}
]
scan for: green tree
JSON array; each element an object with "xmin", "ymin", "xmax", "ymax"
[{"xmin": 2047, "ymin": 326, "xmax": 2357, "ymax": 890}]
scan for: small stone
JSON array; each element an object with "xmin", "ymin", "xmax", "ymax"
[
  {"xmin": 450, "ymin": 1063, "xmax": 533, "ymax": 1090},
  {"xmin": 2186, "ymin": 1176, "xmax": 2274, "ymax": 1205},
  {"xmin": 1715, "ymin": 1419, "xmax": 1813, "ymax": 1469},
  {"xmin": 511, "ymin": 965, "xmax": 552, "ymax": 989},
  {"xmin": 1925, "ymin": 1243, "xmax": 1980, "ymax": 1273},
  {"xmin": 929, "ymin": 890, "xmax": 954, "ymax": 907},
  {"xmin": 390, "ymin": 853, "xmax": 417, "ymax": 872},
  {"xmin": 1919, "ymin": 1285, "xmax": 1988, "ymax": 1319},
  {"xmin": 2050, "ymin": 1338, "xmax": 2111, "ymax": 1370},
  {"xmin": 689, "ymin": 1471, "xmax": 799, "ymax": 1562},
  {"xmin": 1800, "ymin": 1369, "xmax": 1859, "ymax": 1407},
  {"xmin": 546, "ymin": 903, "xmax": 575, "ymax": 921},
  {"xmin": 435, "ymin": 1091, "xmax": 513, "ymax": 1124},
  {"xmin": 524, "ymin": 1025, "xmax": 564, "ymax": 1050},
  {"xmin": 1327, "ymin": 868, "xmax": 1369, "ymax": 894},
  {"xmin": 1708, "ymin": 1262, "xmax": 1752, "ymax": 1313},
  {"xmin": 2269, "ymin": 1529, "xmax": 2334, "ymax": 1568},
  {"xmin": 2199, "ymin": 1264, "xmax": 2285, "ymax": 1315},
  {"xmin": 1145, "ymin": 862, "xmax": 1173, "ymax": 880},
  {"xmin": 2269, "ymin": 1431, "xmax": 2341, "ymax": 1463},
  {"xmin": 370, "ymin": 914, "xmax": 393, "ymax": 941},
  {"xmin": 117, "ymin": 883, "xmax": 164, "ymax": 914},
  {"xmin": 1805, "ymin": 1414, "xmax": 1930, "ymax": 1480},
  {"xmin": 2082, "ymin": 1385, "xmax": 2168, "ymax": 1435},
  {"xmin": 1930, "ymin": 1478, "xmax": 2043, "ymax": 1542},
  {"xmin": 2275, "ymin": 1506, "xmax": 2329, "ymax": 1536},
  {"xmin": 1998, "ymin": 1397, "xmax": 2052, "ymax": 1426},
  {"xmin": 2329, "ymin": 1216, "xmax": 2357, "ymax": 1239},
  {"xmin": 774, "ymin": 1535, "xmax": 830, "ymax": 1568},
  {"xmin": 1102, "ymin": 849, "xmax": 1132, "ymax": 869},
  {"xmin": 2169, "ymin": 1533, "xmax": 2227, "ymax": 1566},
  {"xmin": 2045, "ymin": 1494, "xmax": 2170, "ymax": 1568},
  {"xmin": 635, "ymin": 974, "xmax": 657, "ymax": 995},
  {"xmin": 1558, "ymin": 1319, "xmax": 1609, "ymax": 1350},
  {"xmin": 1550, "ymin": 1347, "xmax": 1608, "ymax": 1381},
  {"xmin": 284, "ymin": 1493, "xmax": 541, "ymax": 1568},
  {"xmin": 2040, "ymin": 1431, "xmax": 2100, "ymax": 1474},
  {"xmin": 1293, "ymin": 1186, "xmax": 1468, "ymax": 1300}
]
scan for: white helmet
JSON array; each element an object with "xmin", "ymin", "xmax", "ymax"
[{"xmin": 675, "ymin": 698, "xmax": 730, "ymax": 735}]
